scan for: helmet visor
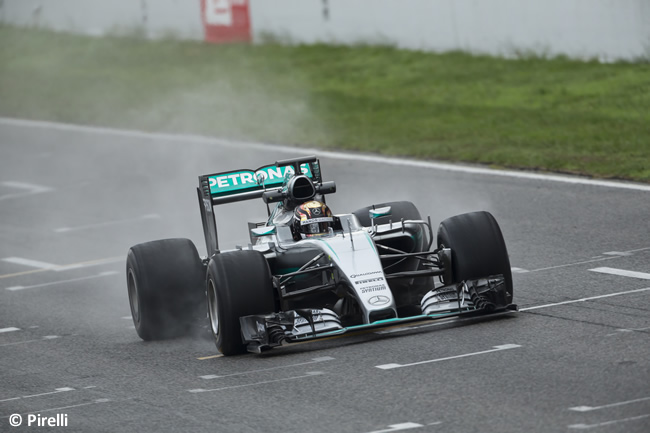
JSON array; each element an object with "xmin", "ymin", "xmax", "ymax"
[{"xmin": 301, "ymin": 217, "xmax": 334, "ymax": 235}]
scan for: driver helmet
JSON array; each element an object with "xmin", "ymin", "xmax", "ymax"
[{"xmin": 292, "ymin": 201, "xmax": 334, "ymax": 238}]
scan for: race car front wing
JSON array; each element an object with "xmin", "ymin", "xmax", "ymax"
[{"xmin": 239, "ymin": 275, "xmax": 517, "ymax": 353}]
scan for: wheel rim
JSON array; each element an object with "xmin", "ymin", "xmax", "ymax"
[
  {"xmin": 127, "ymin": 269, "xmax": 140, "ymax": 323},
  {"xmin": 207, "ymin": 279, "xmax": 219, "ymax": 337}
]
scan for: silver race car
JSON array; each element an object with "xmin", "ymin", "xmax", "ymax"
[{"xmin": 126, "ymin": 156, "xmax": 516, "ymax": 355}]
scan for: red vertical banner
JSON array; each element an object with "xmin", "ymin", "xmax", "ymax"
[{"xmin": 202, "ymin": 0, "xmax": 251, "ymax": 43}]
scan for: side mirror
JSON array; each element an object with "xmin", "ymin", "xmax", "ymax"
[
  {"xmin": 251, "ymin": 226, "xmax": 276, "ymax": 237},
  {"xmin": 369, "ymin": 206, "xmax": 392, "ymax": 219},
  {"xmin": 262, "ymin": 189, "xmax": 285, "ymax": 204}
]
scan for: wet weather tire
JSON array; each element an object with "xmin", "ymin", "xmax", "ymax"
[
  {"xmin": 206, "ymin": 250, "xmax": 275, "ymax": 356},
  {"xmin": 353, "ymin": 201, "xmax": 422, "ymax": 227},
  {"xmin": 437, "ymin": 211, "xmax": 513, "ymax": 304},
  {"xmin": 126, "ymin": 238, "xmax": 205, "ymax": 341}
]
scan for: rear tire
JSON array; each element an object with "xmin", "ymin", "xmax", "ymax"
[
  {"xmin": 437, "ymin": 211, "xmax": 513, "ymax": 304},
  {"xmin": 206, "ymin": 250, "xmax": 275, "ymax": 356},
  {"xmin": 353, "ymin": 201, "xmax": 421, "ymax": 227},
  {"xmin": 126, "ymin": 238, "xmax": 205, "ymax": 341}
]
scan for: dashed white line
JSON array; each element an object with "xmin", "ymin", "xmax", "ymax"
[
  {"xmin": 2, "ymin": 257, "xmax": 58, "ymax": 270},
  {"xmin": 569, "ymin": 395, "xmax": 650, "ymax": 412},
  {"xmin": 5, "ymin": 271, "xmax": 119, "ymax": 291},
  {"xmin": 618, "ymin": 246, "xmax": 650, "ymax": 254},
  {"xmin": 525, "ymin": 256, "xmax": 619, "ymax": 273},
  {"xmin": 0, "ymin": 387, "xmax": 74, "ymax": 403},
  {"xmin": 0, "ymin": 181, "xmax": 51, "ymax": 193},
  {"xmin": 0, "ymin": 257, "xmax": 123, "ymax": 279},
  {"xmin": 520, "ymin": 287, "xmax": 650, "ymax": 311},
  {"xmin": 189, "ymin": 371, "xmax": 325, "ymax": 393},
  {"xmin": 517, "ymin": 247, "xmax": 649, "ymax": 274},
  {"xmin": 0, "ymin": 335, "xmax": 60, "ymax": 347},
  {"xmin": 376, "ymin": 344, "xmax": 521, "ymax": 370},
  {"xmin": 365, "ymin": 422, "xmax": 426, "ymax": 433},
  {"xmin": 0, "ymin": 399, "xmax": 111, "ymax": 419},
  {"xmin": 0, "ymin": 181, "xmax": 52, "ymax": 201},
  {"xmin": 568, "ymin": 413, "xmax": 650, "ymax": 429},
  {"xmin": 606, "ymin": 326, "xmax": 650, "ymax": 336},
  {"xmin": 589, "ymin": 267, "xmax": 650, "ymax": 280},
  {"xmin": 0, "ymin": 327, "xmax": 20, "ymax": 333},
  {"xmin": 199, "ymin": 356, "xmax": 335, "ymax": 379},
  {"xmin": 2, "ymin": 117, "xmax": 650, "ymax": 192},
  {"xmin": 54, "ymin": 257, "xmax": 123, "ymax": 271},
  {"xmin": 511, "ymin": 267, "xmax": 529, "ymax": 274},
  {"xmin": 55, "ymin": 214, "xmax": 161, "ymax": 233},
  {"xmin": 606, "ymin": 328, "xmax": 636, "ymax": 337}
]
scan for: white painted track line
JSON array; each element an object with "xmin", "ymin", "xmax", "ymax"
[
  {"xmin": 0, "ymin": 181, "xmax": 50, "ymax": 192},
  {"xmin": 606, "ymin": 326, "xmax": 650, "ymax": 336},
  {"xmin": 0, "ymin": 387, "xmax": 74, "ymax": 403},
  {"xmin": 365, "ymin": 422, "xmax": 425, "ymax": 433},
  {"xmin": 55, "ymin": 214, "xmax": 161, "ymax": 233},
  {"xmin": 524, "ymin": 256, "xmax": 619, "ymax": 273},
  {"xmin": 0, "ymin": 181, "xmax": 52, "ymax": 201},
  {"xmin": 520, "ymin": 247, "xmax": 649, "ymax": 273},
  {"xmin": 376, "ymin": 344, "xmax": 521, "ymax": 370},
  {"xmin": 589, "ymin": 267, "xmax": 650, "ymax": 280},
  {"xmin": 0, "ymin": 399, "xmax": 111, "ymax": 419},
  {"xmin": 2, "ymin": 257, "xmax": 58, "ymax": 270},
  {"xmin": 199, "ymin": 356, "xmax": 335, "ymax": 379},
  {"xmin": 189, "ymin": 371, "xmax": 325, "ymax": 393},
  {"xmin": 0, "ymin": 335, "xmax": 60, "ymax": 348},
  {"xmin": 0, "ymin": 257, "xmax": 123, "ymax": 278},
  {"xmin": 54, "ymin": 257, "xmax": 123, "ymax": 272},
  {"xmin": 0, "ymin": 327, "xmax": 20, "ymax": 333},
  {"xmin": 520, "ymin": 287, "xmax": 650, "ymax": 311},
  {"xmin": 569, "ymin": 395, "xmax": 650, "ymax": 412},
  {"xmin": 2, "ymin": 117, "xmax": 649, "ymax": 192},
  {"xmin": 568, "ymin": 413, "xmax": 650, "ymax": 430},
  {"xmin": 0, "ymin": 256, "xmax": 123, "ymax": 279},
  {"xmin": 5, "ymin": 271, "xmax": 119, "ymax": 291}
]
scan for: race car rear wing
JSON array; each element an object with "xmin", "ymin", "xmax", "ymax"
[{"xmin": 197, "ymin": 156, "xmax": 324, "ymax": 256}]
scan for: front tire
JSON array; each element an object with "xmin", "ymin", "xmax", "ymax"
[
  {"xmin": 437, "ymin": 211, "xmax": 513, "ymax": 304},
  {"xmin": 126, "ymin": 238, "xmax": 205, "ymax": 340},
  {"xmin": 206, "ymin": 250, "xmax": 275, "ymax": 355}
]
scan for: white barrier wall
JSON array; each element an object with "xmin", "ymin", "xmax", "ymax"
[
  {"xmin": 249, "ymin": 0, "xmax": 650, "ymax": 61},
  {"xmin": 1, "ymin": 0, "xmax": 648, "ymax": 61},
  {"xmin": 0, "ymin": 0, "xmax": 203, "ymax": 40}
]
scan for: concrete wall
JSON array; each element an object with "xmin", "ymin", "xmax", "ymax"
[
  {"xmin": 249, "ymin": 0, "xmax": 650, "ymax": 61},
  {"xmin": 1, "ymin": 0, "xmax": 649, "ymax": 61},
  {"xmin": 0, "ymin": 0, "xmax": 203, "ymax": 39}
]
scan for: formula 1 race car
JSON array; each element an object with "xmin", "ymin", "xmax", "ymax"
[{"xmin": 126, "ymin": 156, "xmax": 516, "ymax": 355}]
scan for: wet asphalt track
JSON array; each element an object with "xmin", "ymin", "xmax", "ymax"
[{"xmin": 1, "ymin": 118, "xmax": 649, "ymax": 432}]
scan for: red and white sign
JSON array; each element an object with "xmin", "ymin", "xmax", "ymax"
[{"xmin": 202, "ymin": 0, "xmax": 251, "ymax": 43}]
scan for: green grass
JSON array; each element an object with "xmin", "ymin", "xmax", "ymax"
[{"xmin": 1, "ymin": 25, "xmax": 649, "ymax": 182}]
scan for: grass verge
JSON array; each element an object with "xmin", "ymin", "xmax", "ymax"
[{"xmin": 1, "ymin": 25, "xmax": 648, "ymax": 182}]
